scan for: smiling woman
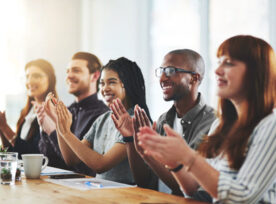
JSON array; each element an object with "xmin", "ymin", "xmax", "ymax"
[{"xmin": 0, "ymin": 59, "xmax": 57, "ymax": 158}]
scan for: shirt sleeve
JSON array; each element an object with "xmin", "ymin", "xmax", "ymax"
[
  {"xmin": 217, "ymin": 115, "xmax": 276, "ymax": 203},
  {"xmin": 83, "ymin": 121, "xmax": 97, "ymax": 146}
]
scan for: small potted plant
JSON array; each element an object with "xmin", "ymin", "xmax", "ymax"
[
  {"xmin": 0, "ymin": 145, "xmax": 20, "ymax": 181},
  {"xmin": 0, "ymin": 145, "xmax": 12, "ymax": 182}
]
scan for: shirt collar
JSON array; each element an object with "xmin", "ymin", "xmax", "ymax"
[
  {"xmin": 71, "ymin": 93, "xmax": 99, "ymax": 109},
  {"xmin": 181, "ymin": 93, "xmax": 206, "ymax": 123},
  {"xmin": 165, "ymin": 93, "xmax": 206, "ymax": 125}
]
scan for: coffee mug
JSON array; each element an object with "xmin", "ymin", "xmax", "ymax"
[{"xmin": 22, "ymin": 154, "xmax": 48, "ymax": 179}]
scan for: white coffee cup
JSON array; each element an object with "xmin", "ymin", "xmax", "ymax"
[{"xmin": 22, "ymin": 154, "xmax": 48, "ymax": 179}]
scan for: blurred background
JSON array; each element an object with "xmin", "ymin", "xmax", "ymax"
[{"xmin": 0, "ymin": 0, "xmax": 275, "ymax": 129}]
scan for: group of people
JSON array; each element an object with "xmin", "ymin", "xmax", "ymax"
[{"xmin": 0, "ymin": 34, "xmax": 275, "ymax": 203}]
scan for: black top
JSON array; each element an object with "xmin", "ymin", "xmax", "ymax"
[{"xmin": 10, "ymin": 119, "xmax": 41, "ymax": 159}]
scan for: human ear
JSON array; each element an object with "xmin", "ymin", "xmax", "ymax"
[
  {"xmin": 191, "ymin": 74, "xmax": 200, "ymax": 84},
  {"xmin": 91, "ymin": 71, "xmax": 100, "ymax": 82}
]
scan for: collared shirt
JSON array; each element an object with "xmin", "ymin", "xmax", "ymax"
[
  {"xmin": 84, "ymin": 109, "xmax": 135, "ymax": 185},
  {"xmin": 156, "ymin": 93, "xmax": 216, "ymax": 195},
  {"xmin": 156, "ymin": 93, "xmax": 216, "ymax": 149},
  {"xmin": 201, "ymin": 109, "xmax": 276, "ymax": 203},
  {"xmin": 38, "ymin": 93, "xmax": 109, "ymax": 174}
]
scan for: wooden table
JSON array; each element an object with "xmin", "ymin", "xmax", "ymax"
[{"xmin": 0, "ymin": 176, "xmax": 209, "ymax": 204}]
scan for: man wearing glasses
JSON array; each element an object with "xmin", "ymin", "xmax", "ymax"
[
  {"xmin": 110, "ymin": 49, "xmax": 216, "ymax": 199},
  {"xmin": 152, "ymin": 49, "xmax": 216, "ymax": 196}
]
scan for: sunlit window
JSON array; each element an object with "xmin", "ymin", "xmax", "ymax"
[
  {"xmin": 0, "ymin": 1, "xmax": 27, "ymax": 129},
  {"xmin": 209, "ymin": 0, "xmax": 270, "ymax": 106},
  {"xmin": 150, "ymin": 0, "xmax": 201, "ymax": 120}
]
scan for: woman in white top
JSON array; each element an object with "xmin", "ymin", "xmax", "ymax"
[
  {"xmin": 0, "ymin": 59, "xmax": 57, "ymax": 157},
  {"xmin": 137, "ymin": 35, "xmax": 276, "ymax": 203}
]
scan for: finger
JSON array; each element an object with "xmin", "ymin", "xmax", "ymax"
[
  {"xmin": 138, "ymin": 126, "xmax": 157, "ymax": 136},
  {"xmin": 111, "ymin": 114, "xmax": 119, "ymax": 128},
  {"xmin": 59, "ymin": 102, "xmax": 68, "ymax": 119},
  {"xmin": 152, "ymin": 121, "xmax": 157, "ymax": 130},
  {"xmin": 133, "ymin": 117, "xmax": 139, "ymax": 134},
  {"xmin": 117, "ymin": 98, "xmax": 127, "ymax": 114},
  {"xmin": 134, "ymin": 106, "xmax": 143, "ymax": 127},
  {"xmin": 114, "ymin": 99, "xmax": 123, "ymax": 115},
  {"xmin": 110, "ymin": 104, "xmax": 119, "ymax": 120},
  {"xmin": 163, "ymin": 124, "xmax": 182, "ymax": 138},
  {"xmin": 138, "ymin": 134, "xmax": 165, "ymax": 151},
  {"xmin": 143, "ymin": 150, "xmax": 163, "ymax": 162},
  {"xmin": 141, "ymin": 108, "xmax": 151, "ymax": 127}
]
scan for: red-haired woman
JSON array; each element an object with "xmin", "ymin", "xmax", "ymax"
[{"xmin": 137, "ymin": 35, "xmax": 276, "ymax": 203}]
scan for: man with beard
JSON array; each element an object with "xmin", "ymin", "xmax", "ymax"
[
  {"xmin": 110, "ymin": 49, "xmax": 216, "ymax": 198},
  {"xmin": 152, "ymin": 49, "xmax": 216, "ymax": 195},
  {"xmin": 36, "ymin": 52, "xmax": 109, "ymax": 175}
]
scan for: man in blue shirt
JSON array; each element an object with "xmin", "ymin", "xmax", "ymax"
[{"xmin": 37, "ymin": 52, "xmax": 108, "ymax": 175}]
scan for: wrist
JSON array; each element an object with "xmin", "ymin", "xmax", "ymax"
[
  {"xmin": 123, "ymin": 136, "xmax": 133, "ymax": 143},
  {"xmin": 165, "ymin": 164, "xmax": 183, "ymax": 173},
  {"xmin": 184, "ymin": 151, "xmax": 198, "ymax": 172},
  {"xmin": 8, "ymin": 135, "xmax": 17, "ymax": 145}
]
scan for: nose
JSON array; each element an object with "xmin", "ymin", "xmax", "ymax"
[
  {"xmin": 66, "ymin": 70, "xmax": 74, "ymax": 79},
  {"xmin": 160, "ymin": 71, "xmax": 168, "ymax": 82},
  {"xmin": 100, "ymin": 83, "xmax": 110, "ymax": 93},
  {"xmin": 215, "ymin": 64, "xmax": 224, "ymax": 76}
]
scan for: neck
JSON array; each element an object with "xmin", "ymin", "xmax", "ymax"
[
  {"xmin": 75, "ymin": 85, "xmax": 97, "ymax": 102},
  {"xmin": 34, "ymin": 97, "xmax": 44, "ymax": 104},
  {"xmin": 174, "ymin": 92, "xmax": 198, "ymax": 118},
  {"xmin": 230, "ymin": 98, "xmax": 247, "ymax": 119}
]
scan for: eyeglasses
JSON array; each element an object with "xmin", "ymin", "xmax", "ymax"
[{"xmin": 155, "ymin": 66, "xmax": 197, "ymax": 77}]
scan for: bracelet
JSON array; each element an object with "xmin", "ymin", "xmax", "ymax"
[
  {"xmin": 8, "ymin": 135, "xmax": 17, "ymax": 144},
  {"xmin": 185, "ymin": 152, "xmax": 198, "ymax": 172},
  {"xmin": 122, "ymin": 136, "xmax": 134, "ymax": 143},
  {"xmin": 165, "ymin": 164, "xmax": 183, "ymax": 172}
]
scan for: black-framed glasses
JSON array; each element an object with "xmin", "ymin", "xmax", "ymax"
[{"xmin": 155, "ymin": 66, "xmax": 197, "ymax": 77}]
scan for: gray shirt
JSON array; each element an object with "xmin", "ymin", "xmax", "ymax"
[
  {"xmin": 84, "ymin": 110, "xmax": 135, "ymax": 185},
  {"xmin": 156, "ymin": 93, "xmax": 216, "ymax": 195}
]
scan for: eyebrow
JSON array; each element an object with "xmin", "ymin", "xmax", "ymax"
[{"xmin": 100, "ymin": 77, "xmax": 119, "ymax": 81}]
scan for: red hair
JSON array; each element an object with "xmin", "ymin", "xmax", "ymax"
[{"xmin": 199, "ymin": 35, "xmax": 276, "ymax": 170}]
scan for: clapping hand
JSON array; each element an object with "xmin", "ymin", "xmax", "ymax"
[
  {"xmin": 44, "ymin": 92, "xmax": 58, "ymax": 123},
  {"xmin": 138, "ymin": 124, "xmax": 192, "ymax": 168},
  {"xmin": 110, "ymin": 98, "xmax": 134, "ymax": 137},
  {"xmin": 56, "ymin": 101, "xmax": 73, "ymax": 138},
  {"xmin": 32, "ymin": 101, "xmax": 56, "ymax": 135},
  {"xmin": 133, "ymin": 105, "xmax": 156, "ymax": 157}
]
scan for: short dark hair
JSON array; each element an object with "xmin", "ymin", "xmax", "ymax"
[
  {"xmin": 102, "ymin": 57, "xmax": 152, "ymax": 122},
  {"xmin": 168, "ymin": 49, "xmax": 205, "ymax": 82},
  {"xmin": 72, "ymin": 52, "xmax": 102, "ymax": 73}
]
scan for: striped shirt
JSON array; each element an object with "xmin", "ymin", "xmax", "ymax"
[{"xmin": 207, "ymin": 109, "xmax": 276, "ymax": 203}]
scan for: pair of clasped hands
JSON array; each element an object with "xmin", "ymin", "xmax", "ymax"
[
  {"xmin": 32, "ymin": 93, "xmax": 73, "ymax": 139},
  {"xmin": 110, "ymin": 99, "xmax": 193, "ymax": 170}
]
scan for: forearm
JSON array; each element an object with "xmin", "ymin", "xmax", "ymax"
[
  {"xmin": 57, "ymin": 132, "xmax": 81, "ymax": 166},
  {"xmin": 179, "ymin": 154, "xmax": 219, "ymax": 198},
  {"xmin": 126, "ymin": 143, "xmax": 152, "ymax": 187},
  {"xmin": 0, "ymin": 124, "xmax": 16, "ymax": 146},
  {"xmin": 143, "ymin": 155, "xmax": 183, "ymax": 194},
  {"xmin": 62, "ymin": 133, "xmax": 119, "ymax": 173},
  {"xmin": 0, "ymin": 130, "xmax": 10, "ymax": 147}
]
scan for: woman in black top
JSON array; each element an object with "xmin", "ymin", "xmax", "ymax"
[{"xmin": 0, "ymin": 59, "xmax": 57, "ymax": 158}]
